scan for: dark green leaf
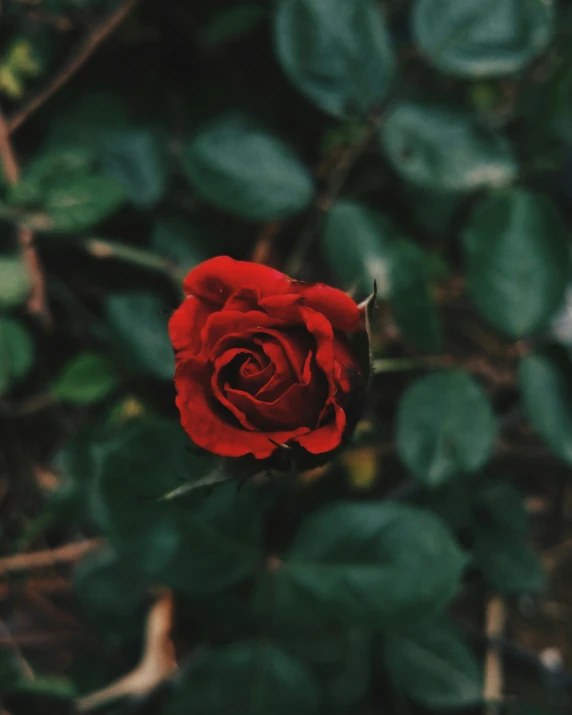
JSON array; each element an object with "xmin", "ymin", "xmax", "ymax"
[
  {"xmin": 396, "ymin": 370, "xmax": 496, "ymax": 487},
  {"xmin": 105, "ymin": 292, "xmax": 174, "ymax": 379},
  {"xmin": 42, "ymin": 174, "xmax": 125, "ymax": 232},
  {"xmin": 322, "ymin": 201, "xmax": 442, "ymax": 351},
  {"xmin": 201, "ymin": 5, "xmax": 267, "ymax": 48},
  {"xmin": 279, "ymin": 628, "xmax": 371, "ymax": 715},
  {"xmin": 164, "ymin": 642, "xmax": 320, "ymax": 715},
  {"xmin": 380, "ymin": 102, "xmax": 517, "ymax": 191},
  {"xmin": 9, "ymin": 146, "xmax": 126, "ymax": 232},
  {"xmin": 51, "ymin": 352, "xmax": 118, "ymax": 404},
  {"xmin": 8, "ymin": 148, "xmax": 94, "ymax": 206},
  {"xmin": 463, "ymin": 189, "xmax": 571, "ymax": 338},
  {"xmin": 519, "ymin": 348, "xmax": 572, "ymax": 465},
  {"xmin": 183, "ymin": 114, "xmax": 313, "ymax": 221},
  {"xmin": 274, "ymin": 0, "xmax": 394, "ymax": 119},
  {"xmin": 101, "ymin": 130, "xmax": 167, "ymax": 208},
  {"xmin": 95, "ymin": 417, "xmax": 262, "ymax": 591},
  {"xmin": 0, "ymin": 255, "xmax": 32, "ymax": 308},
  {"xmin": 74, "ymin": 548, "xmax": 147, "ymax": 647},
  {"xmin": 474, "ymin": 526, "xmax": 546, "ymax": 595},
  {"xmin": 413, "ymin": 0, "xmax": 555, "ymax": 78},
  {"xmin": 0, "ymin": 317, "xmax": 34, "ymax": 394},
  {"xmin": 151, "ymin": 217, "xmax": 208, "ymax": 273},
  {"xmin": 255, "ymin": 502, "xmax": 466, "ymax": 629},
  {"xmin": 383, "ymin": 619, "xmax": 482, "ymax": 710}
]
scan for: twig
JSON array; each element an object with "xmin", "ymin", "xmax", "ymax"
[
  {"xmin": 7, "ymin": 0, "xmax": 139, "ymax": 133},
  {"xmin": 0, "ymin": 538, "xmax": 103, "ymax": 575},
  {"xmin": 0, "ymin": 110, "xmax": 51, "ymax": 326},
  {"xmin": 284, "ymin": 107, "xmax": 387, "ymax": 277},
  {"xmin": 76, "ymin": 589, "xmax": 178, "ymax": 711},
  {"xmin": 483, "ymin": 596, "xmax": 507, "ymax": 713}
]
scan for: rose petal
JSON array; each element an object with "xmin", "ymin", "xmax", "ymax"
[
  {"xmin": 295, "ymin": 403, "xmax": 346, "ymax": 454},
  {"xmin": 224, "ymin": 287, "xmax": 260, "ymax": 313},
  {"xmin": 210, "ymin": 349, "xmax": 262, "ymax": 431},
  {"xmin": 174, "ymin": 362, "xmax": 310, "ymax": 458},
  {"xmin": 183, "ymin": 256, "xmax": 291, "ymax": 304},
  {"xmin": 225, "ymin": 359, "xmax": 325, "ymax": 431},
  {"xmin": 204, "ymin": 310, "xmax": 285, "ymax": 357},
  {"xmin": 168, "ymin": 296, "xmax": 213, "ymax": 362},
  {"xmin": 291, "ymin": 282, "xmax": 361, "ymax": 333}
]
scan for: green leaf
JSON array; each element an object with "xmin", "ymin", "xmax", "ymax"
[
  {"xmin": 255, "ymin": 502, "xmax": 466, "ymax": 629},
  {"xmin": 95, "ymin": 417, "xmax": 262, "ymax": 591},
  {"xmin": 463, "ymin": 189, "xmax": 571, "ymax": 338},
  {"xmin": 51, "ymin": 352, "xmax": 118, "ymax": 404},
  {"xmin": 0, "ymin": 317, "xmax": 33, "ymax": 395},
  {"xmin": 74, "ymin": 548, "xmax": 147, "ymax": 647},
  {"xmin": 42, "ymin": 174, "xmax": 125, "ymax": 233},
  {"xmin": 274, "ymin": 0, "xmax": 394, "ymax": 119},
  {"xmin": 278, "ymin": 628, "xmax": 371, "ymax": 715},
  {"xmin": 9, "ymin": 146, "xmax": 126, "ymax": 232},
  {"xmin": 201, "ymin": 5, "xmax": 267, "ymax": 48},
  {"xmin": 380, "ymin": 102, "xmax": 517, "ymax": 191},
  {"xmin": 164, "ymin": 642, "xmax": 320, "ymax": 715},
  {"xmin": 519, "ymin": 348, "xmax": 572, "ymax": 465},
  {"xmin": 183, "ymin": 114, "xmax": 313, "ymax": 221},
  {"xmin": 101, "ymin": 130, "xmax": 167, "ymax": 208},
  {"xmin": 105, "ymin": 292, "xmax": 174, "ymax": 379},
  {"xmin": 0, "ymin": 255, "xmax": 32, "ymax": 308},
  {"xmin": 413, "ymin": 0, "xmax": 555, "ymax": 78},
  {"xmin": 474, "ymin": 526, "xmax": 546, "ymax": 595},
  {"xmin": 322, "ymin": 201, "xmax": 442, "ymax": 351},
  {"xmin": 151, "ymin": 217, "xmax": 208, "ymax": 273},
  {"xmin": 383, "ymin": 619, "xmax": 482, "ymax": 710},
  {"xmin": 396, "ymin": 370, "xmax": 496, "ymax": 487},
  {"xmin": 9, "ymin": 147, "xmax": 95, "ymax": 206}
]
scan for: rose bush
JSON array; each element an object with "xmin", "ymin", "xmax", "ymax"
[{"xmin": 169, "ymin": 256, "xmax": 366, "ymax": 460}]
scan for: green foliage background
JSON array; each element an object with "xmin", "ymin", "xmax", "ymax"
[{"xmin": 1, "ymin": 0, "xmax": 572, "ymax": 714}]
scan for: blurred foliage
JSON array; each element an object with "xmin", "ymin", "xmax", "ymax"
[{"xmin": 1, "ymin": 1, "xmax": 572, "ymax": 714}]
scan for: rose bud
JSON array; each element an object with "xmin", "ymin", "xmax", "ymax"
[{"xmin": 168, "ymin": 257, "xmax": 373, "ymax": 467}]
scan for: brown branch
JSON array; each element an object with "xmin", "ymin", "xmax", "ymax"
[
  {"xmin": 0, "ymin": 538, "xmax": 103, "ymax": 575},
  {"xmin": 76, "ymin": 589, "xmax": 177, "ymax": 711},
  {"xmin": 0, "ymin": 110, "xmax": 51, "ymax": 326},
  {"xmin": 7, "ymin": 0, "xmax": 139, "ymax": 134}
]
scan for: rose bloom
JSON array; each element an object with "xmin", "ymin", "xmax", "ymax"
[{"xmin": 169, "ymin": 257, "xmax": 366, "ymax": 461}]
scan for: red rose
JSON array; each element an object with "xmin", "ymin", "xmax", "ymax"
[{"xmin": 169, "ymin": 256, "xmax": 366, "ymax": 460}]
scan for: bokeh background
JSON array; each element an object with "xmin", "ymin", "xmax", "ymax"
[{"xmin": 1, "ymin": 0, "xmax": 572, "ymax": 713}]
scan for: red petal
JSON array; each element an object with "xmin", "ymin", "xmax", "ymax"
[
  {"xmin": 225, "ymin": 379, "xmax": 322, "ymax": 431},
  {"xmin": 183, "ymin": 256, "xmax": 291, "ymax": 304},
  {"xmin": 168, "ymin": 296, "xmax": 213, "ymax": 362},
  {"xmin": 295, "ymin": 403, "xmax": 346, "ymax": 454},
  {"xmin": 204, "ymin": 310, "xmax": 284, "ymax": 357},
  {"xmin": 291, "ymin": 282, "xmax": 361, "ymax": 333},
  {"xmin": 174, "ymin": 362, "xmax": 310, "ymax": 459}
]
